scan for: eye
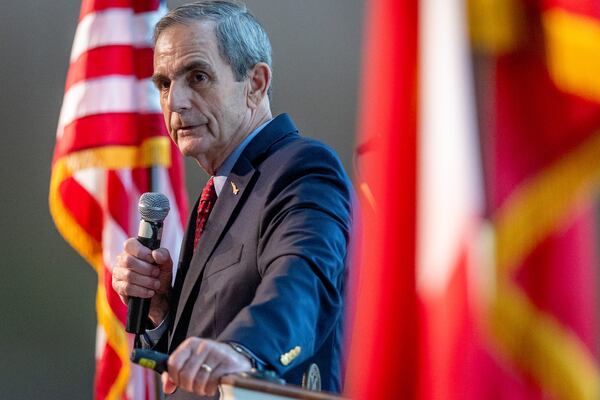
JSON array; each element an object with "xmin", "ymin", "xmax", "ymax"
[
  {"xmin": 191, "ymin": 71, "xmax": 209, "ymax": 84},
  {"xmin": 154, "ymin": 78, "xmax": 170, "ymax": 91}
]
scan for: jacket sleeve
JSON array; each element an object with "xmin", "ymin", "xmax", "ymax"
[{"xmin": 216, "ymin": 141, "xmax": 352, "ymax": 376}]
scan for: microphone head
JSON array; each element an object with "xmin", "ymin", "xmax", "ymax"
[{"xmin": 138, "ymin": 192, "xmax": 170, "ymax": 222}]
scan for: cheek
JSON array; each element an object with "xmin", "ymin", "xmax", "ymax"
[{"xmin": 162, "ymin": 111, "xmax": 174, "ymax": 137}]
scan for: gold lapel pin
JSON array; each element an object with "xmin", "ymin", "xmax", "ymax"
[{"xmin": 231, "ymin": 181, "xmax": 240, "ymax": 195}]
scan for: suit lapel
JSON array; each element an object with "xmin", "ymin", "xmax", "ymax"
[
  {"xmin": 170, "ymin": 113, "xmax": 300, "ymax": 342},
  {"xmin": 172, "ymin": 155, "xmax": 257, "ymax": 334}
]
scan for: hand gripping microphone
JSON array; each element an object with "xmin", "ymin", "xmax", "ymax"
[{"xmin": 126, "ymin": 192, "xmax": 170, "ymax": 336}]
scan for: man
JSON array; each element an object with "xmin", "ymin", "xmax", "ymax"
[{"xmin": 112, "ymin": 1, "xmax": 352, "ymax": 398}]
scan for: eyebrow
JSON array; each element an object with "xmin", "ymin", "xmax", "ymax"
[{"xmin": 152, "ymin": 61, "xmax": 216, "ymax": 85}]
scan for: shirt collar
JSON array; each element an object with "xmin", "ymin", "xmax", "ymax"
[{"xmin": 213, "ymin": 119, "xmax": 271, "ymax": 196}]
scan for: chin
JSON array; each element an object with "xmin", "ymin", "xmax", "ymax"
[{"xmin": 179, "ymin": 141, "xmax": 209, "ymax": 160}]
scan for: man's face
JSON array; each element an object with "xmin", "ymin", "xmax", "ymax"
[{"xmin": 153, "ymin": 21, "xmax": 249, "ymax": 171}]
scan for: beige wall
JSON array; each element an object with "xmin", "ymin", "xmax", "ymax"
[{"xmin": 0, "ymin": 0, "xmax": 363, "ymax": 398}]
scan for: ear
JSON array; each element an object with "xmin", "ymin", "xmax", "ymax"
[{"xmin": 246, "ymin": 62, "xmax": 271, "ymax": 109}]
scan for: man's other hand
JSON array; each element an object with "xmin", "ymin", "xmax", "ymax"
[
  {"xmin": 162, "ymin": 338, "xmax": 253, "ymax": 396},
  {"xmin": 112, "ymin": 238, "xmax": 173, "ymax": 325}
]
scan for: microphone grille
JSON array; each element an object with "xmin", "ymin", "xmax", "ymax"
[{"xmin": 138, "ymin": 192, "xmax": 170, "ymax": 222}]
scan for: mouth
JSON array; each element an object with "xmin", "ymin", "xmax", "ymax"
[{"xmin": 176, "ymin": 124, "xmax": 204, "ymax": 136}]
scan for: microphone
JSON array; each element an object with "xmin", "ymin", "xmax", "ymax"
[
  {"xmin": 126, "ymin": 192, "xmax": 170, "ymax": 336},
  {"xmin": 131, "ymin": 349, "xmax": 169, "ymax": 373}
]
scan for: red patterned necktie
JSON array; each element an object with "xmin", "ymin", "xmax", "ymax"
[{"xmin": 193, "ymin": 177, "xmax": 217, "ymax": 250}]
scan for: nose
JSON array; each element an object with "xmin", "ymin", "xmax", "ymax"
[{"xmin": 166, "ymin": 80, "xmax": 191, "ymax": 113}]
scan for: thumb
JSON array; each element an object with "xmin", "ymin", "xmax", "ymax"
[
  {"xmin": 161, "ymin": 372, "xmax": 177, "ymax": 394},
  {"xmin": 152, "ymin": 248, "xmax": 172, "ymax": 266}
]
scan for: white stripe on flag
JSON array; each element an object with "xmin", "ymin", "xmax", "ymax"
[
  {"xmin": 129, "ymin": 363, "xmax": 147, "ymax": 400},
  {"xmin": 417, "ymin": 0, "xmax": 483, "ymax": 296},
  {"xmin": 95, "ymin": 324, "xmax": 107, "ymax": 360},
  {"xmin": 70, "ymin": 8, "xmax": 163, "ymax": 62},
  {"xmin": 103, "ymin": 217, "xmax": 130, "ymax": 273},
  {"xmin": 73, "ymin": 167, "xmax": 107, "ymax": 201},
  {"xmin": 57, "ymin": 76, "xmax": 161, "ymax": 137}
]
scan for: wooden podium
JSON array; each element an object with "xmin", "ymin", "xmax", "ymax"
[{"xmin": 219, "ymin": 374, "xmax": 345, "ymax": 400}]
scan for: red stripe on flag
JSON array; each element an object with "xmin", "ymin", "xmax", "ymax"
[
  {"xmin": 107, "ymin": 171, "xmax": 131, "ymax": 235},
  {"xmin": 66, "ymin": 46, "xmax": 155, "ymax": 90},
  {"xmin": 105, "ymin": 268, "xmax": 128, "ymax": 324},
  {"xmin": 345, "ymin": 0, "xmax": 418, "ymax": 398},
  {"xmin": 95, "ymin": 342, "xmax": 124, "ymax": 400},
  {"xmin": 54, "ymin": 113, "xmax": 167, "ymax": 161},
  {"xmin": 59, "ymin": 177, "xmax": 104, "ymax": 243},
  {"xmin": 418, "ymin": 247, "xmax": 472, "ymax": 399},
  {"xmin": 132, "ymin": 167, "xmax": 150, "ymax": 195},
  {"xmin": 79, "ymin": 0, "xmax": 161, "ymax": 21},
  {"xmin": 145, "ymin": 371, "xmax": 151, "ymax": 400}
]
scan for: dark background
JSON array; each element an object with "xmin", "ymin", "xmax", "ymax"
[{"xmin": 0, "ymin": 0, "xmax": 363, "ymax": 398}]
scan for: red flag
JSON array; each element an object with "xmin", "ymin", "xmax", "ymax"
[
  {"xmin": 49, "ymin": 1, "xmax": 188, "ymax": 398},
  {"xmin": 348, "ymin": 0, "xmax": 600, "ymax": 398},
  {"xmin": 344, "ymin": 0, "xmax": 418, "ymax": 398},
  {"xmin": 469, "ymin": 0, "xmax": 600, "ymax": 398}
]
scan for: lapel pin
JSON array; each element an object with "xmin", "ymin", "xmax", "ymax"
[{"xmin": 231, "ymin": 181, "xmax": 240, "ymax": 195}]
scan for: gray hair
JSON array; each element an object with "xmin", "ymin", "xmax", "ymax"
[{"xmin": 154, "ymin": 1, "xmax": 272, "ymax": 90}]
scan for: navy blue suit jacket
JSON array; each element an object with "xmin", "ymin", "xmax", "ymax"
[{"xmin": 161, "ymin": 114, "xmax": 352, "ymax": 398}]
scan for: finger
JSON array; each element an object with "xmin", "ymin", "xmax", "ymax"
[
  {"xmin": 188, "ymin": 348, "xmax": 224, "ymax": 396},
  {"xmin": 161, "ymin": 372, "xmax": 177, "ymax": 394},
  {"xmin": 169, "ymin": 338, "xmax": 213, "ymax": 394},
  {"xmin": 117, "ymin": 252, "xmax": 160, "ymax": 278},
  {"xmin": 200, "ymin": 343, "xmax": 252, "ymax": 396},
  {"xmin": 179, "ymin": 353, "xmax": 209, "ymax": 394},
  {"xmin": 112, "ymin": 279, "xmax": 155, "ymax": 299},
  {"xmin": 124, "ymin": 237, "xmax": 155, "ymax": 264},
  {"xmin": 168, "ymin": 338, "xmax": 199, "ymax": 386},
  {"xmin": 112, "ymin": 266, "xmax": 161, "ymax": 292},
  {"xmin": 199, "ymin": 357, "xmax": 223, "ymax": 396}
]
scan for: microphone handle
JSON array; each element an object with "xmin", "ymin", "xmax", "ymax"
[
  {"xmin": 131, "ymin": 349, "xmax": 169, "ymax": 374},
  {"xmin": 126, "ymin": 220, "xmax": 163, "ymax": 334}
]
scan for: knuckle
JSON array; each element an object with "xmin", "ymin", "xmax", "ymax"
[
  {"xmin": 122, "ymin": 269, "xmax": 133, "ymax": 280},
  {"xmin": 122, "ymin": 254, "xmax": 134, "ymax": 266},
  {"xmin": 123, "ymin": 238, "xmax": 136, "ymax": 253},
  {"xmin": 111, "ymin": 268, "xmax": 120, "ymax": 282},
  {"xmin": 121, "ymin": 282, "xmax": 131, "ymax": 293},
  {"xmin": 185, "ymin": 337, "xmax": 200, "ymax": 347},
  {"xmin": 167, "ymin": 358, "xmax": 178, "ymax": 373},
  {"xmin": 195, "ymin": 339, "xmax": 208, "ymax": 353},
  {"xmin": 180, "ymin": 369, "xmax": 194, "ymax": 384},
  {"xmin": 125, "ymin": 254, "xmax": 137, "ymax": 268}
]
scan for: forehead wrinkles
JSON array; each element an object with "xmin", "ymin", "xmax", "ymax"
[{"xmin": 154, "ymin": 22, "xmax": 219, "ymax": 75}]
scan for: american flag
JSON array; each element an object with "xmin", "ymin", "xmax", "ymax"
[{"xmin": 49, "ymin": 0, "xmax": 188, "ymax": 398}]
